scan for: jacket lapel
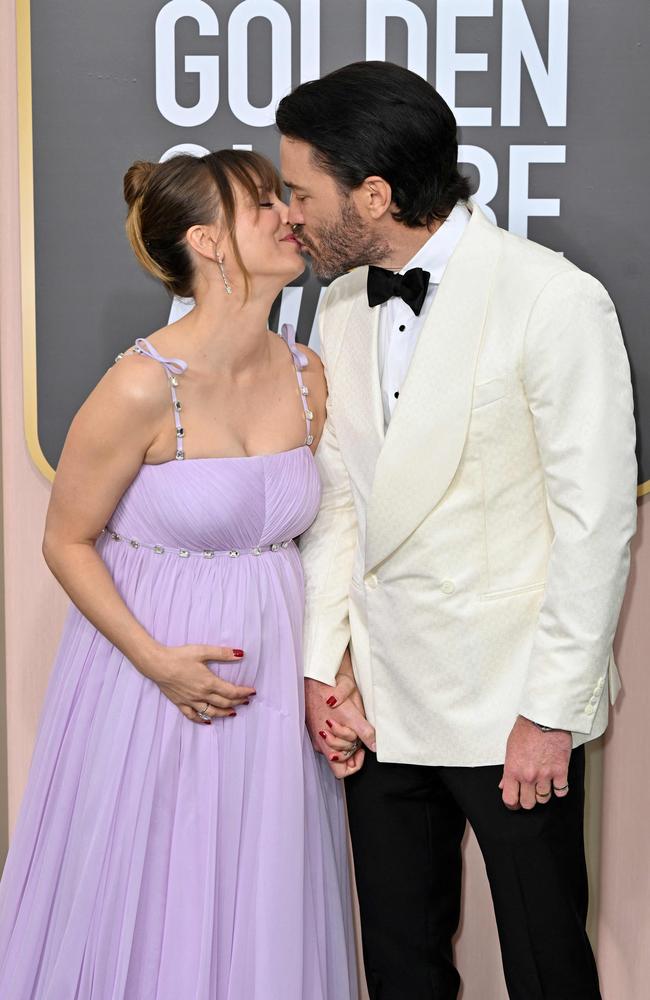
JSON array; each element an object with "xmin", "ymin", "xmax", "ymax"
[
  {"xmin": 365, "ymin": 205, "xmax": 502, "ymax": 571},
  {"xmin": 328, "ymin": 288, "xmax": 385, "ymax": 501}
]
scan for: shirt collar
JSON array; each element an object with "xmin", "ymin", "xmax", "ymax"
[{"xmin": 399, "ymin": 201, "xmax": 471, "ymax": 284}]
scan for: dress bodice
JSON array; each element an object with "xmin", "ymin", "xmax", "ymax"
[
  {"xmin": 104, "ymin": 328, "xmax": 321, "ymax": 558},
  {"xmin": 107, "ymin": 448, "xmax": 320, "ymax": 557}
]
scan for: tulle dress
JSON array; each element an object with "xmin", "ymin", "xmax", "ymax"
[{"xmin": 0, "ymin": 326, "xmax": 358, "ymax": 999}]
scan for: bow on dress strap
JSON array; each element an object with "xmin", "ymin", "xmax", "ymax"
[
  {"xmin": 280, "ymin": 323, "xmax": 309, "ymax": 370},
  {"xmin": 134, "ymin": 338, "xmax": 188, "ymax": 376}
]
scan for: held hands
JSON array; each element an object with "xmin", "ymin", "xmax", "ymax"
[
  {"xmin": 305, "ymin": 649, "xmax": 376, "ymax": 779},
  {"xmin": 500, "ymin": 715, "xmax": 572, "ymax": 810},
  {"xmin": 142, "ymin": 644, "xmax": 255, "ymax": 725}
]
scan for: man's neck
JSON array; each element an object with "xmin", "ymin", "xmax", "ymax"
[{"xmin": 376, "ymin": 216, "xmax": 445, "ymax": 271}]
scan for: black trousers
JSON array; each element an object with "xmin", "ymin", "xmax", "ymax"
[{"xmin": 345, "ymin": 746, "xmax": 600, "ymax": 1000}]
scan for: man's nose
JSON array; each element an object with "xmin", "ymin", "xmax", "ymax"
[{"xmin": 287, "ymin": 197, "xmax": 304, "ymax": 227}]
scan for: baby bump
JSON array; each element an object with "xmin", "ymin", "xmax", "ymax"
[{"xmin": 99, "ymin": 535, "xmax": 307, "ymax": 719}]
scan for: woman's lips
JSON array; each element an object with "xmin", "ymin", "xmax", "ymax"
[{"xmin": 280, "ymin": 234, "xmax": 301, "ymax": 245}]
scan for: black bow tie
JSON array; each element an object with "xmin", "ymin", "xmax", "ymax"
[{"xmin": 367, "ymin": 265, "xmax": 431, "ymax": 316}]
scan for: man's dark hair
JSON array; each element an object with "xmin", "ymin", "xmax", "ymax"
[{"xmin": 276, "ymin": 61, "xmax": 472, "ymax": 228}]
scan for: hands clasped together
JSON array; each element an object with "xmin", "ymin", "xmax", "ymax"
[{"xmin": 305, "ymin": 652, "xmax": 377, "ymax": 779}]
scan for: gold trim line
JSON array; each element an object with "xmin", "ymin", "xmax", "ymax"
[{"xmin": 17, "ymin": 0, "xmax": 55, "ymax": 483}]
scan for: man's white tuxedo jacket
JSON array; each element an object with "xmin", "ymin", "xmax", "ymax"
[{"xmin": 299, "ymin": 203, "xmax": 637, "ymax": 766}]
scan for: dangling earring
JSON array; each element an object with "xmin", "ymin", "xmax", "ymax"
[{"xmin": 216, "ymin": 252, "xmax": 233, "ymax": 295}]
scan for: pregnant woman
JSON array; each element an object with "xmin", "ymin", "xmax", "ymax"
[{"xmin": 0, "ymin": 150, "xmax": 358, "ymax": 999}]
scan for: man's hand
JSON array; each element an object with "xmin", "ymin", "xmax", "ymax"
[
  {"xmin": 305, "ymin": 651, "xmax": 376, "ymax": 778},
  {"xmin": 499, "ymin": 715, "xmax": 572, "ymax": 810}
]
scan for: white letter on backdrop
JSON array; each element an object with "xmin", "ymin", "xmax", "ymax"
[
  {"xmin": 501, "ymin": 0, "xmax": 569, "ymax": 126},
  {"xmin": 301, "ymin": 0, "xmax": 320, "ymax": 83},
  {"xmin": 228, "ymin": 0, "xmax": 292, "ymax": 127},
  {"xmin": 436, "ymin": 0, "xmax": 493, "ymax": 126},
  {"xmin": 365, "ymin": 0, "xmax": 428, "ymax": 79},
  {"xmin": 508, "ymin": 144, "xmax": 565, "ymax": 236},
  {"xmin": 156, "ymin": 0, "xmax": 219, "ymax": 127}
]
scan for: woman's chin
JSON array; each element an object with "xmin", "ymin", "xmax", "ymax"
[{"xmin": 286, "ymin": 257, "xmax": 307, "ymax": 281}]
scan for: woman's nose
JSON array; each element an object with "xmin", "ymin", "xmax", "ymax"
[{"xmin": 276, "ymin": 199, "xmax": 290, "ymax": 225}]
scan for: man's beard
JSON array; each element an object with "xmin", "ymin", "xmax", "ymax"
[{"xmin": 294, "ymin": 198, "xmax": 391, "ymax": 281}]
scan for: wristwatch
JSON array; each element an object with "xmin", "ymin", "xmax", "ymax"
[{"xmin": 530, "ymin": 720, "xmax": 555, "ymax": 733}]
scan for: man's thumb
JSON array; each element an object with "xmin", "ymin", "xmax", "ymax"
[{"xmin": 356, "ymin": 716, "xmax": 377, "ymax": 753}]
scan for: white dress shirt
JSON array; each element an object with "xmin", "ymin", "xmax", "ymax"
[{"xmin": 377, "ymin": 202, "xmax": 471, "ymax": 429}]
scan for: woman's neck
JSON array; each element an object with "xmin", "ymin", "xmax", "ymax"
[{"xmin": 176, "ymin": 282, "xmax": 280, "ymax": 377}]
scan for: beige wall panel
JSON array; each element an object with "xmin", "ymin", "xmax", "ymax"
[
  {"xmin": 0, "ymin": 0, "xmax": 69, "ymax": 831},
  {"xmin": 598, "ymin": 494, "xmax": 650, "ymax": 998}
]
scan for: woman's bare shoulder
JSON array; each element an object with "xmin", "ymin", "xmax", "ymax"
[
  {"xmin": 300, "ymin": 343, "xmax": 324, "ymax": 375},
  {"xmin": 77, "ymin": 342, "xmax": 172, "ymax": 434}
]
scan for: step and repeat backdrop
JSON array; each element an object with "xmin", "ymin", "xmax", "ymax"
[{"xmin": 18, "ymin": 0, "xmax": 649, "ymax": 485}]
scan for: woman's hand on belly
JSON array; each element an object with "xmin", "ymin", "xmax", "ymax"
[{"xmin": 144, "ymin": 643, "xmax": 256, "ymax": 724}]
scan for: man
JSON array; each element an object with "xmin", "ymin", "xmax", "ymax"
[{"xmin": 277, "ymin": 61, "xmax": 637, "ymax": 1000}]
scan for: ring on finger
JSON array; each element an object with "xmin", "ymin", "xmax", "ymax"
[
  {"xmin": 196, "ymin": 702, "xmax": 212, "ymax": 722},
  {"xmin": 535, "ymin": 788, "xmax": 551, "ymax": 799},
  {"xmin": 344, "ymin": 739, "xmax": 363, "ymax": 758},
  {"xmin": 553, "ymin": 783, "xmax": 569, "ymax": 793}
]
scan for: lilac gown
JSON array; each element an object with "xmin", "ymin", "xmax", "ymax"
[{"xmin": 0, "ymin": 328, "xmax": 358, "ymax": 1000}]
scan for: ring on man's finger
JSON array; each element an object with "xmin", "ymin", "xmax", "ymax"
[
  {"xmin": 535, "ymin": 788, "xmax": 552, "ymax": 799},
  {"xmin": 553, "ymin": 783, "xmax": 569, "ymax": 793}
]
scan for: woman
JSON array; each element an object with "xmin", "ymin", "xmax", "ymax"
[{"xmin": 0, "ymin": 150, "xmax": 359, "ymax": 998}]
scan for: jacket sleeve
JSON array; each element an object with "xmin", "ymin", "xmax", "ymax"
[
  {"xmin": 299, "ymin": 297, "xmax": 358, "ymax": 686},
  {"xmin": 518, "ymin": 269, "xmax": 637, "ymax": 733}
]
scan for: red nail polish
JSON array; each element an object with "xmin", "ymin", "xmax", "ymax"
[
  {"xmin": 326, "ymin": 696, "xmax": 337, "ymax": 707},
  {"xmin": 243, "ymin": 701, "xmax": 250, "ymax": 705},
  {"xmin": 233, "ymin": 649, "xmax": 244, "ymax": 658},
  {"xmin": 325, "ymin": 719, "xmax": 333, "ymax": 728},
  {"xmin": 319, "ymin": 730, "xmax": 328, "ymax": 739},
  {"xmin": 229, "ymin": 711, "xmax": 237, "ymax": 717},
  {"xmin": 330, "ymin": 755, "xmax": 339, "ymax": 762}
]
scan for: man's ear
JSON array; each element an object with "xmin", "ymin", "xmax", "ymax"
[
  {"xmin": 356, "ymin": 175, "xmax": 393, "ymax": 221},
  {"xmin": 186, "ymin": 224, "xmax": 219, "ymax": 262}
]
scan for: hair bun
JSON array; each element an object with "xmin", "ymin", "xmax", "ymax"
[{"xmin": 124, "ymin": 160, "xmax": 157, "ymax": 208}]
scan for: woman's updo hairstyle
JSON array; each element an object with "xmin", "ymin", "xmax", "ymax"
[{"xmin": 124, "ymin": 150, "xmax": 282, "ymax": 298}]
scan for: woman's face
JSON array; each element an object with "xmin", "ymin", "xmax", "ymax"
[{"xmin": 227, "ymin": 181, "xmax": 306, "ymax": 288}]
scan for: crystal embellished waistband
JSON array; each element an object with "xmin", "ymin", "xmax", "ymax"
[{"xmin": 102, "ymin": 527, "xmax": 293, "ymax": 559}]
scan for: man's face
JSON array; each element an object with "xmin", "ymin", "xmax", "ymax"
[{"xmin": 280, "ymin": 136, "xmax": 390, "ymax": 280}]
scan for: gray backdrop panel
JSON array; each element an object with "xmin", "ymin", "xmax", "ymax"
[{"xmin": 29, "ymin": 0, "xmax": 649, "ymax": 481}]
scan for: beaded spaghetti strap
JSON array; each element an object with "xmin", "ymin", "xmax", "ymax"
[
  {"xmin": 115, "ymin": 338, "xmax": 189, "ymax": 460},
  {"xmin": 279, "ymin": 324, "xmax": 313, "ymax": 447}
]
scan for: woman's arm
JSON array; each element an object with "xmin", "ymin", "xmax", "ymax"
[
  {"xmin": 44, "ymin": 355, "xmax": 167, "ymax": 672},
  {"xmin": 43, "ymin": 354, "xmax": 254, "ymax": 721}
]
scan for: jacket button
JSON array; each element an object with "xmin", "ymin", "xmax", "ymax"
[
  {"xmin": 441, "ymin": 580, "xmax": 455, "ymax": 595},
  {"xmin": 585, "ymin": 704, "xmax": 596, "ymax": 716},
  {"xmin": 366, "ymin": 573, "xmax": 378, "ymax": 589}
]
